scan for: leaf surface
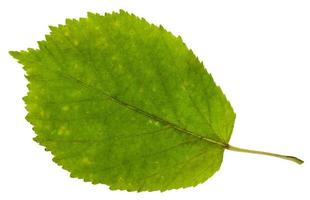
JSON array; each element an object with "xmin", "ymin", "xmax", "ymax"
[{"xmin": 10, "ymin": 10, "xmax": 236, "ymax": 191}]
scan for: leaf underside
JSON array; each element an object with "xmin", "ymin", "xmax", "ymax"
[{"xmin": 10, "ymin": 10, "xmax": 235, "ymax": 191}]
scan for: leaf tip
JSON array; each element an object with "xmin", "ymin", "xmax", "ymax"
[{"xmin": 9, "ymin": 50, "xmax": 20, "ymax": 59}]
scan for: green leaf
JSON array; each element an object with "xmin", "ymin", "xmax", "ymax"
[{"xmin": 10, "ymin": 10, "xmax": 302, "ymax": 192}]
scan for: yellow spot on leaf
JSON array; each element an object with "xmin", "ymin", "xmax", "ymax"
[
  {"xmin": 82, "ymin": 157, "xmax": 91, "ymax": 165},
  {"xmin": 62, "ymin": 105, "xmax": 69, "ymax": 111},
  {"xmin": 58, "ymin": 126, "xmax": 70, "ymax": 135}
]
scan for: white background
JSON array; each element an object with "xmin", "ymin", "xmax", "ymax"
[{"xmin": 0, "ymin": 0, "xmax": 309, "ymax": 199}]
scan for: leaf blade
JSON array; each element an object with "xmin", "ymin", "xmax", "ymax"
[{"xmin": 10, "ymin": 10, "xmax": 235, "ymax": 191}]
